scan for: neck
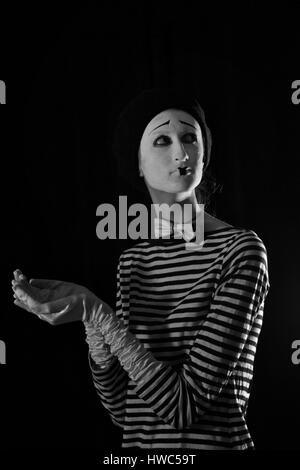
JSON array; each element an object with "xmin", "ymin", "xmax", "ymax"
[{"xmin": 147, "ymin": 185, "xmax": 202, "ymax": 224}]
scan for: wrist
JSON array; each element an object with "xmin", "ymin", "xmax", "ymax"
[
  {"xmin": 82, "ymin": 292, "xmax": 113, "ymax": 325},
  {"xmin": 85, "ymin": 326, "xmax": 115, "ymax": 367}
]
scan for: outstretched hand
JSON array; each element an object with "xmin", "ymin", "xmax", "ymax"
[{"xmin": 11, "ymin": 269, "xmax": 111, "ymax": 325}]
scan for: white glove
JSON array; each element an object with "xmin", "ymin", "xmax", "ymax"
[{"xmin": 12, "ymin": 268, "xmax": 113, "ymax": 326}]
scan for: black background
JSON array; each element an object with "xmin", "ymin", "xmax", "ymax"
[{"xmin": 1, "ymin": 3, "xmax": 300, "ymax": 456}]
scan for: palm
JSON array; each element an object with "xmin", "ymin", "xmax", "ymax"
[
  {"xmin": 12, "ymin": 270, "xmax": 89, "ymax": 319},
  {"xmin": 12, "ymin": 269, "xmax": 112, "ymax": 326},
  {"xmin": 17, "ymin": 281, "xmax": 77, "ymax": 311}
]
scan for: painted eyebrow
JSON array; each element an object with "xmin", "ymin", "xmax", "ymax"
[
  {"xmin": 149, "ymin": 119, "xmax": 197, "ymax": 135},
  {"xmin": 179, "ymin": 120, "xmax": 197, "ymax": 130},
  {"xmin": 149, "ymin": 120, "xmax": 170, "ymax": 135}
]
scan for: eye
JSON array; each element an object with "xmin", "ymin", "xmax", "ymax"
[
  {"xmin": 153, "ymin": 135, "xmax": 171, "ymax": 146},
  {"xmin": 153, "ymin": 132, "xmax": 198, "ymax": 146},
  {"xmin": 182, "ymin": 132, "xmax": 197, "ymax": 143}
]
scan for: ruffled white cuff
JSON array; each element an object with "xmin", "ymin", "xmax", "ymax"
[
  {"xmin": 84, "ymin": 320, "xmax": 115, "ymax": 369},
  {"xmin": 91, "ymin": 308, "xmax": 164, "ymax": 385}
]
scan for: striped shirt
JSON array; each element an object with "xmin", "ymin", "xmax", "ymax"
[{"xmin": 88, "ymin": 226, "xmax": 270, "ymax": 450}]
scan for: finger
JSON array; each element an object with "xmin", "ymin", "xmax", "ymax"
[
  {"xmin": 12, "ymin": 283, "xmax": 42, "ymax": 312},
  {"xmin": 14, "ymin": 298, "xmax": 46, "ymax": 319},
  {"xmin": 13, "ymin": 269, "xmax": 23, "ymax": 279},
  {"xmin": 12, "ymin": 282, "xmax": 33, "ymax": 297},
  {"xmin": 19, "ymin": 273, "xmax": 27, "ymax": 281},
  {"xmin": 37, "ymin": 315, "xmax": 51, "ymax": 323},
  {"xmin": 14, "ymin": 294, "xmax": 73, "ymax": 316},
  {"xmin": 29, "ymin": 279, "xmax": 61, "ymax": 288},
  {"xmin": 12, "ymin": 279, "xmax": 29, "ymax": 288},
  {"xmin": 13, "ymin": 299, "xmax": 34, "ymax": 313},
  {"xmin": 42, "ymin": 296, "xmax": 75, "ymax": 315},
  {"xmin": 12, "ymin": 284, "xmax": 28, "ymax": 301},
  {"xmin": 13, "ymin": 269, "xmax": 27, "ymax": 281},
  {"xmin": 15, "ymin": 297, "xmax": 46, "ymax": 316},
  {"xmin": 13, "ymin": 271, "xmax": 21, "ymax": 281},
  {"xmin": 13, "ymin": 289, "xmax": 27, "ymax": 303},
  {"xmin": 12, "ymin": 277, "xmax": 30, "ymax": 286}
]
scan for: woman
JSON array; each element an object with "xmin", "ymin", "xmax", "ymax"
[{"xmin": 12, "ymin": 88, "xmax": 270, "ymax": 450}]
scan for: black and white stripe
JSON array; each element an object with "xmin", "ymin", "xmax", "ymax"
[{"xmin": 89, "ymin": 226, "xmax": 270, "ymax": 450}]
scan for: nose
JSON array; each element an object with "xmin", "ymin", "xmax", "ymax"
[{"xmin": 173, "ymin": 141, "xmax": 189, "ymax": 163}]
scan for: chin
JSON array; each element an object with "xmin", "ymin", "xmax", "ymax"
[
  {"xmin": 147, "ymin": 176, "xmax": 200, "ymax": 195},
  {"xmin": 170, "ymin": 178, "xmax": 200, "ymax": 193},
  {"xmin": 160, "ymin": 183, "xmax": 196, "ymax": 194}
]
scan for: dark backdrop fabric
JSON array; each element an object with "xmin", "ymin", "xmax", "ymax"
[{"xmin": 1, "ymin": 4, "xmax": 300, "ymax": 453}]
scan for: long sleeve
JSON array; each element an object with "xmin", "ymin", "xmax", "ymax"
[
  {"xmin": 84, "ymin": 322, "xmax": 115, "ymax": 368},
  {"xmin": 85, "ymin": 261, "xmax": 129, "ymax": 429},
  {"xmin": 88, "ymin": 353, "xmax": 128, "ymax": 429},
  {"xmin": 96, "ymin": 233, "xmax": 270, "ymax": 430}
]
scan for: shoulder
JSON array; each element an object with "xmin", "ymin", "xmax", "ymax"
[
  {"xmin": 222, "ymin": 227, "xmax": 269, "ymax": 273},
  {"xmin": 204, "ymin": 212, "xmax": 268, "ymax": 252},
  {"xmin": 221, "ymin": 228, "xmax": 270, "ymax": 299},
  {"xmin": 204, "ymin": 212, "xmax": 234, "ymax": 232}
]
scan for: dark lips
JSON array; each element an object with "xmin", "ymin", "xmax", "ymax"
[
  {"xmin": 170, "ymin": 166, "xmax": 192, "ymax": 176},
  {"xmin": 178, "ymin": 166, "xmax": 191, "ymax": 175}
]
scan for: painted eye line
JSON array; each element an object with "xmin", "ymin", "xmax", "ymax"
[{"xmin": 154, "ymin": 133, "xmax": 197, "ymax": 146}]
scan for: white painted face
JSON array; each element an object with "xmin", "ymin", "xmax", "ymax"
[{"xmin": 138, "ymin": 109, "xmax": 204, "ymax": 194}]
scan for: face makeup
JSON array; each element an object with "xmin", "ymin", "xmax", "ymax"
[{"xmin": 139, "ymin": 109, "xmax": 204, "ymax": 193}]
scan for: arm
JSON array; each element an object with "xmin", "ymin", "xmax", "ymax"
[
  {"xmin": 11, "ymin": 269, "xmax": 130, "ymax": 430},
  {"xmin": 84, "ymin": 263, "xmax": 129, "ymax": 429},
  {"xmin": 94, "ymin": 233, "xmax": 270, "ymax": 430},
  {"xmin": 87, "ymin": 352, "xmax": 128, "ymax": 429}
]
